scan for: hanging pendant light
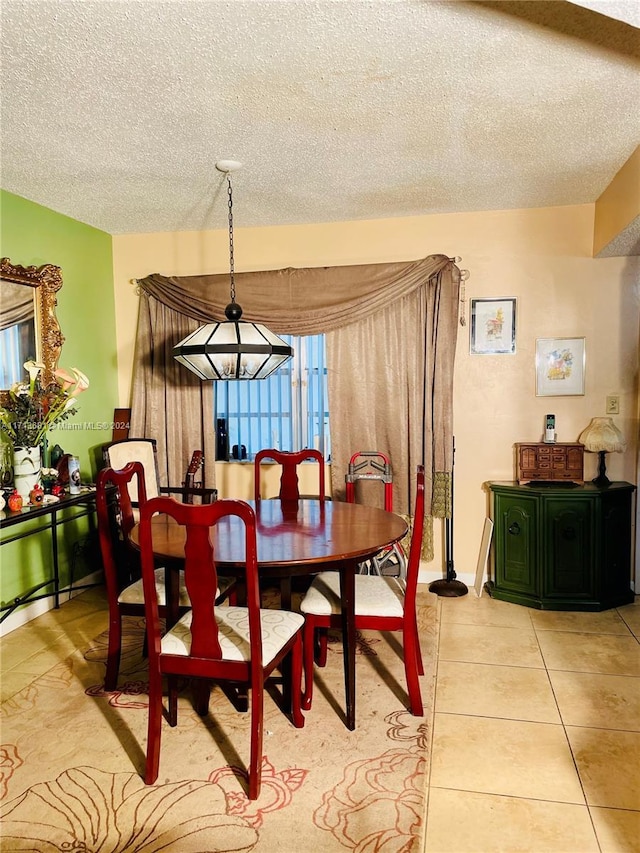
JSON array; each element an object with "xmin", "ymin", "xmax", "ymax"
[{"xmin": 173, "ymin": 161, "xmax": 293, "ymax": 380}]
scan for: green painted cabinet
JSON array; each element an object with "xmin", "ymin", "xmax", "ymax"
[{"xmin": 488, "ymin": 481, "xmax": 635, "ymax": 611}]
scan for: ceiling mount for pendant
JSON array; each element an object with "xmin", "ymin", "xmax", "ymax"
[
  {"xmin": 173, "ymin": 160, "xmax": 294, "ymax": 380},
  {"xmin": 215, "ymin": 159, "xmax": 242, "ymax": 173}
]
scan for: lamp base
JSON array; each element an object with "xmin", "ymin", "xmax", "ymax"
[
  {"xmin": 592, "ymin": 474, "xmax": 611, "ymax": 488},
  {"xmin": 592, "ymin": 450, "xmax": 611, "ymax": 488},
  {"xmin": 428, "ymin": 578, "xmax": 468, "ymax": 597}
]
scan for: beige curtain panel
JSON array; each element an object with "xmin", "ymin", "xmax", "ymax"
[{"xmin": 131, "ymin": 254, "xmax": 460, "ymax": 558}]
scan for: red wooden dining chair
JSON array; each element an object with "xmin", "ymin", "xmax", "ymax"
[
  {"xmin": 253, "ymin": 448, "xmax": 326, "ymax": 502},
  {"xmin": 300, "ymin": 465, "xmax": 426, "ymax": 715},
  {"xmin": 102, "ymin": 439, "xmax": 217, "ymax": 507},
  {"xmin": 96, "ymin": 462, "xmax": 192, "ymax": 691},
  {"xmin": 138, "ymin": 496, "xmax": 305, "ymax": 800},
  {"xmin": 253, "ymin": 448, "xmax": 327, "ymax": 609},
  {"xmin": 96, "ymin": 463, "xmax": 233, "ymax": 691}
]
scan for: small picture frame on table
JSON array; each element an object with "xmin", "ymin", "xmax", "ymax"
[
  {"xmin": 535, "ymin": 337, "xmax": 585, "ymax": 396},
  {"xmin": 470, "ymin": 297, "xmax": 516, "ymax": 354}
]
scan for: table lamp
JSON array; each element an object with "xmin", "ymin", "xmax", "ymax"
[{"xmin": 578, "ymin": 416, "xmax": 626, "ymax": 487}]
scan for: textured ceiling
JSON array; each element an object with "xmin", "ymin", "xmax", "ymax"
[{"xmin": 1, "ymin": 0, "xmax": 639, "ymax": 238}]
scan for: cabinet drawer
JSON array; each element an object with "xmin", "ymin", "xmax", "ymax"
[{"xmin": 522, "ymin": 470, "xmax": 550, "ymax": 480}]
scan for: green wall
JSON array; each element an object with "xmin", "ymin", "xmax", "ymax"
[{"xmin": 1, "ymin": 190, "xmax": 117, "ymax": 619}]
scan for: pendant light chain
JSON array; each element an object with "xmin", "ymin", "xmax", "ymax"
[
  {"xmin": 226, "ymin": 175, "xmax": 236, "ymax": 303},
  {"xmin": 172, "ymin": 159, "xmax": 293, "ymax": 380}
]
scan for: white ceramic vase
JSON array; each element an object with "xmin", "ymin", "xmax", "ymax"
[{"xmin": 13, "ymin": 446, "xmax": 41, "ymax": 500}]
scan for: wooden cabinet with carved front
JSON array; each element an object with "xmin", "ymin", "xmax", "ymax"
[{"xmin": 516, "ymin": 442, "xmax": 584, "ymax": 485}]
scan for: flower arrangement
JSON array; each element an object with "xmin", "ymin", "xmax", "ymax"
[
  {"xmin": 40, "ymin": 467, "xmax": 60, "ymax": 494},
  {"xmin": 0, "ymin": 361, "xmax": 89, "ymax": 449}
]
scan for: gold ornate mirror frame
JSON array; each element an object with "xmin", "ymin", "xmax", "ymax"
[{"xmin": 0, "ymin": 257, "xmax": 64, "ymax": 394}]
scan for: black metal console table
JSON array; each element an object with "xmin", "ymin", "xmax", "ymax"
[{"xmin": 0, "ymin": 488, "xmax": 101, "ymax": 623}]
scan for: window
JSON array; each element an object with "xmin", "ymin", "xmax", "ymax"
[
  {"xmin": 0, "ymin": 320, "xmax": 36, "ymax": 387},
  {"xmin": 215, "ymin": 334, "xmax": 331, "ymax": 460}
]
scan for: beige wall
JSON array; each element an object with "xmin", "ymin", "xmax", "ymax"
[
  {"xmin": 593, "ymin": 145, "xmax": 640, "ymax": 256},
  {"xmin": 112, "ymin": 203, "xmax": 639, "ymax": 586}
]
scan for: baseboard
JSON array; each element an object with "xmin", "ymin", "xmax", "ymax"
[
  {"xmin": 419, "ymin": 570, "xmax": 637, "ymax": 598},
  {"xmin": 0, "ymin": 570, "xmax": 104, "ymax": 637},
  {"xmin": 419, "ymin": 567, "xmax": 479, "ymax": 591}
]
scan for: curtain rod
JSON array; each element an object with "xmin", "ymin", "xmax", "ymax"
[{"xmin": 133, "ymin": 255, "xmax": 464, "ymax": 284}]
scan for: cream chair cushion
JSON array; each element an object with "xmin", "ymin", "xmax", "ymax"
[
  {"xmin": 162, "ymin": 607, "xmax": 304, "ymax": 665},
  {"xmin": 299, "ymin": 572, "xmax": 405, "ymax": 618},
  {"xmin": 118, "ymin": 569, "xmax": 234, "ymax": 606},
  {"xmin": 118, "ymin": 568, "xmax": 190, "ymax": 606}
]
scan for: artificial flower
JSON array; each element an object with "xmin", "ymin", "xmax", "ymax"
[
  {"xmin": 55, "ymin": 367, "xmax": 90, "ymax": 398},
  {"xmin": 0, "ymin": 362, "xmax": 89, "ymax": 448}
]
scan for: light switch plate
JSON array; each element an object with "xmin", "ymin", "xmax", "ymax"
[{"xmin": 606, "ymin": 395, "xmax": 620, "ymax": 414}]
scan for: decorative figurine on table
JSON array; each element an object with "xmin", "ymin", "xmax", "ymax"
[
  {"xmin": 41, "ymin": 467, "xmax": 59, "ymax": 495},
  {"xmin": 49, "ymin": 444, "xmax": 65, "ymax": 468},
  {"xmin": 7, "ymin": 489, "xmax": 23, "ymax": 512},
  {"xmin": 29, "ymin": 484, "xmax": 45, "ymax": 505},
  {"xmin": 51, "ymin": 483, "xmax": 65, "ymax": 498}
]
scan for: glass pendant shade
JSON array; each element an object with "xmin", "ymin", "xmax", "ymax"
[{"xmin": 173, "ymin": 305, "xmax": 293, "ymax": 380}]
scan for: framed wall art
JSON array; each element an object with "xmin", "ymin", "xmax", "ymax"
[
  {"xmin": 535, "ymin": 337, "xmax": 585, "ymax": 396},
  {"xmin": 470, "ymin": 297, "xmax": 516, "ymax": 354}
]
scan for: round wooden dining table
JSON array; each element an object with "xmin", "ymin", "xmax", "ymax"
[{"xmin": 129, "ymin": 498, "xmax": 407, "ymax": 730}]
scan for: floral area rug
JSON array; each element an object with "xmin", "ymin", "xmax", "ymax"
[{"xmin": 0, "ymin": 587, "xmax": 438, "ymax": 852}]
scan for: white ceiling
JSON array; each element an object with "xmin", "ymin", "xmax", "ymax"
[{"xmin": 1, "ymin": 0, "xmax": 638, "ymax": 240}]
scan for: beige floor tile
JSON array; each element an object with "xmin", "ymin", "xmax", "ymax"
[
  {"xmin": 424, "ymin": 788, "xmax": 599, "ymax": 853},
  {"xmin": 438, "ymin": 594, "xmax": 534, "ymax": 629},
  {"xmin": 34, "ymin": 592, "xmax": 108, "ymax": 631},
  {"xmin": 618, "ymin": 603, "xmax": 640, "ymax": 639},
  {"xmin": 430, "ymin": 713, "xmax": 584, "ymax": 803},
  {"xmin": 1, "ymin": 625, "xmax": 66, "ymax": 669},
  {"xmin": 435, "ymin": 660, "xmax": 561, "ymax": 723},
  {"xmin": 567, "ymin": 727, "xmax": 640, "ymax": 811},
  {"xmin": 537, "ymin": 631, "xmax": 640, "ymax": 676},
  {"xmin": 590, "ymin": 806, "xmax": 640, "ymax": 853},
  {"xmin": 549, "ymin": 670, "xmax": 640, "ymax": 731},
  {"xmin": 438, "ymin": 622, "xmax": 544, "ymax": 668},
  {"xmin": 0, "ymin": 668, "xmax": 38, "ymax": 703},
  {"xmin": 531, "ymin": 609, "xmax": 632, "ymax": 636},
  {"xmin": 8, "ymin": 634, "xmax": 80, "ymax": 676}
]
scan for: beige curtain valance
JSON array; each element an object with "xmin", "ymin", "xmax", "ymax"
[{"xmin": 136, "ymin": 254, "xmax": 456, "ymax": 335}]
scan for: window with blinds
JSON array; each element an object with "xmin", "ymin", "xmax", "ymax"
[{"xmin": 215, "ymin": 334, "xmax": 331, "ymax": 461}]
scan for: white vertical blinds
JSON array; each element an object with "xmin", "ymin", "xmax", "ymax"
[{"xmin": 215, "ymin": 334, "xmax": 331, "ymax": 461}]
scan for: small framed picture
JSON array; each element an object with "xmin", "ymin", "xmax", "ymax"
[
  {"xmin": 470, "ymin": 297, "xmax": 516, "ymax": 354},
  {"xmin": 535, "ymin": 337, "xmax": 585, "ymax": 396}
]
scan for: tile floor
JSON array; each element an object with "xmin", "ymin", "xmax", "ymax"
[
  {"xmin": 423, "ymin": 591, "xmax": 640, "ymax": 853},
  {"xmin": 2, "ymin": 587, "xmax": 639, "ymax": 852}
]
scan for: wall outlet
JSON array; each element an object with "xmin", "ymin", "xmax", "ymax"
[{"xmin": 606, "ymin": 395, "xmax": 620, "ymax": 414}]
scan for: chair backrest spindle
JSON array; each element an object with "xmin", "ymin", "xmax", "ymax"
[
  {"xmin": 254, "ymin": 448, "xmax": 325, "ymax": 502},
  {"xmin": 138, "ymin": 497, "xmax": 260, "ymax": 664}
]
